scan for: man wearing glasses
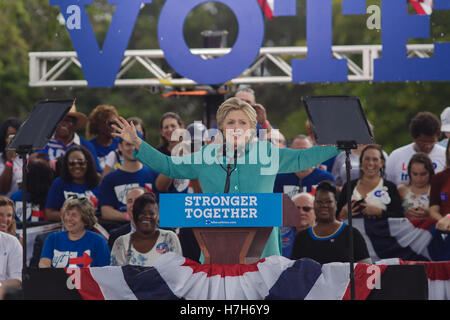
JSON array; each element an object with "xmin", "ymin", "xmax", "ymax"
[{"xmin": 281, "ymin": 192, "xmax": 316, "ymax": 258}]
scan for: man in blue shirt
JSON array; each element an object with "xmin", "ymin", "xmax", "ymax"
[
  {"xmin": 273, "ymin": 135, "xmax": 336, "ymax": 198},
  {"xmin": 37, "ymin": 104, "xmax": 102, "ymax": 173},
  {"xmin": 98, "ymin": 132, "xmax": 159, "ymax": 222}
]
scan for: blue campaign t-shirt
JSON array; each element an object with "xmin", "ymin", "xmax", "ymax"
[
  {"xmin": 41, "ymin": 230, "xmax": 110, "ymax": 267},
  {"xmin": 10, "ymin": 190, "xmax": 46, "ymax": 222},
  {"xmin": 98, "ymin": 166, "xmax": 159, "ymax": 212},
  {"xmin": 45, "ymin": 177, "xmax": 100, "ymax": 210},
  {"xmin": 273, "ymin": 168, "xmax": 336, "ymax": 198},
  {"xmin": 90, "ymin": 137, "xmax": 120, "ymax": 169},
  {"xmin": 38, "ymin": 135, "xmax": 103, "ymax": 173}
]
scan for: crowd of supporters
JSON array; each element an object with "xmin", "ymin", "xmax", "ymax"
[{"xmin": 1, "ymin": 89, "xmax": 449, "ymax": 297}]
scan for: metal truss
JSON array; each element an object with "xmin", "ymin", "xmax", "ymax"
[{"xmin": 29, "ymin": 44, "xmax": 434, "ymax": 88}]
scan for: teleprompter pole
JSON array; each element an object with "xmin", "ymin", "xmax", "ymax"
[{"xmin": 337, "ymin": 141, "xmax": 358, "ymax": 300}]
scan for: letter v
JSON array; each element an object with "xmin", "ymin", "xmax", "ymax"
[{"xmin": 50, "ymin": 0, "xmax": 151, "ymax": 87}]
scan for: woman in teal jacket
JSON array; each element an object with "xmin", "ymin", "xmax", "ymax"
[{"xmin": 112, "ymin": 97, "xmax": 340, "ymax": 259}]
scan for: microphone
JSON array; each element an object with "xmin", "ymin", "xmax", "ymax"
[{"xmin": 223, "ymin": 144, "xmax": 238, "ymax": 193}]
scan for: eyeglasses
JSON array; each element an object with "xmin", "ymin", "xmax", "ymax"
[
  {"xmin": 297, "ymin": 206, "xmax": 313, "ymax": 212},
  {"xmin": 68, "ymin": 159, "xmax": 87, "ymax": 167}
]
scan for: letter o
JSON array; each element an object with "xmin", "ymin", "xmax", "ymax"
[
  {"xmin": 211, "ymin": 196, "xmax": 220, "ymax": 206},
  {"xmin": 193, "ymin": 208, "xmax": 203, "ymax": 218},
  {"xmin": 158, "ymin": 0, "xmax": 264, "ymax": 84}
]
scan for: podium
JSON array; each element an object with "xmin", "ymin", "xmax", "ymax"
[{"xmin": 159, "ymin": 193, "xmax": 300, "ymax": 264}]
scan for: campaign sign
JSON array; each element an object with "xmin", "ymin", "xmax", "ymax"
[{"xmin": 159, "ymin": 193, "xmax": 282, "ymax": 228}]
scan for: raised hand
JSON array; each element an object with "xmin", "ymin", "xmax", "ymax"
[{"xmin": 111, "ymin": 116, "xmax": 143, "ymax": 150}]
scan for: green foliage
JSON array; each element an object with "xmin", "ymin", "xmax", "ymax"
[{"xmin": 1, "ymin": 0, "xmax": 449, "ymax": 152}]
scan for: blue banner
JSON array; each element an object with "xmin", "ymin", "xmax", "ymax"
[{"xmin": 159, "ymin": 193, "xmax": 282, "ymax": 228}]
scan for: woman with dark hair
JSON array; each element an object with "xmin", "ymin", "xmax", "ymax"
[
  {"xmin": 45, "ymin": 145, "xmax": 100, "ymax": 221},
  {"xmin": 157, "ymin": 112, "xmax": 184, "ymax": 156},
  {"xmin": 397, "ymin": 152, "xmax": 434, "ymax": 218},
  {"xmin": 338, "ymin": 144, "xmax": 404, "ymax": 219},
  {"xmin": 291, "ymin": 181, "xmax": 371, "ymax": 264},
  {"xmin": 0, "ymin": 118, "xmax": 22, "ymax": 197},
  {"xmin": 154, "ymin": 112, "xmax": 190, "ymax": 195},
  {"xmin": 110, "ymin": 192, "xmax": 181, "ymax": 266},
  {"xmin": 10, "ymin": 160, "xmax": 54, "ymax": 222}
]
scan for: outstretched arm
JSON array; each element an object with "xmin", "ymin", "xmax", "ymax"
[{"xmin": 112, "ymin": 116, "xmax": 198, "ymax": 179}]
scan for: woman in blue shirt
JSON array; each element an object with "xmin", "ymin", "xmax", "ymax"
[
  {"xmin": 45, "ymin": 145, "xmax": 100, "ymax": 221},
  {"xmin": 39, "ymin": 197, "xmax": 110, "ymax": 268}
]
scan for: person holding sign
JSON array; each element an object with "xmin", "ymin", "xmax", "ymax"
[{"xmin": 111, "ymin": 97, "xmax": 340, "ymax": 258}]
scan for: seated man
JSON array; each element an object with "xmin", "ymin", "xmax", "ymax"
[
  {"xmin": 38, "ymin": 103, "xmax": 102, "ymax": 173},
  {"xmin": 281, "ymin": 192, "xmax": 316, "ymax": 258},
  {"xmin": 291, "ymin": 181, "xmax": 371, "ymax": 264},
  {"xmin": 107, "ymin": 187, "xmax": 145, "ymax": 249},
  {"xmin": 98, "ymin": 131, "xmax": 158, "ymax": 222},
  {"xmin": 273, "ymin": 135, "xmax": 335, "ymax": 197}
]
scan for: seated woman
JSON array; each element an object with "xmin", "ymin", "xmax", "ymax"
[
  {"xmin": 45, "ymin": 145, "xmax": 100, "ymax": 221},
  {"xmin": 0, "ymin": 118, "xmax": 22, "ymax": 197},
  {"xmin": 430, "ymin": 141, "xmax": 450, "ymax": 222},
  {"xmin": 337, "ymin": 145, "xmax": 404, "ymax": 219},
  {"xmin": 0, "ymin": 197, "xmax": 21, "ymax": 243},
  {"xmin": 39, "ymin": 197, "xmax": 110, "ymax": 268},
  {"xmin": 10, "ymin": 160, "xmax": 54, "ymax": 223},
  {"xmin": 110, "ymin": 192, "xmax": 182, "ymax": 266},
  {"xmin": 291, "ymin": 181, "xmax": 371, "ymax": 264},
  {"xmin": 397, "ymin": 153, "xmax": 434, "ymax": 218}
]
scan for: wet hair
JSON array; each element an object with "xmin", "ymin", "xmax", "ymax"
[
  {"xmin": 359, "ymin": 144, "xmax": 386, "ymax": 178},
  {"xmin": 60, "ymin": 145, "xmax": 100, "ymax": 189},
  {"xmin": 407, "ymin": 152, "xmax": 435, "ymax": 185},
  {"xmin": 315, "ymin": 180, "xmax": 337, "ymax": 201},
  {"xmin": 61, "ymin": 197, "xmax": 97, "ymax": 229},
  {"xmin": 132, "ymin": 192, "xmax": 158, "ymax": 225},
  {"xmin": 0, "ymin": 118, "xmax": 21, "ymax": 162},
  {"xmin": 409, "ymin": 112, "xmax": 441, "ymax": 139},
  {"xmin": 26, "ymin": 161, "xmax": 55, "ymax": 207}
]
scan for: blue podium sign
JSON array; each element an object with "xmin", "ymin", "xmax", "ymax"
[{"xmin": 159, "ymin": 193, "xmax": 282, "ymax": 228}]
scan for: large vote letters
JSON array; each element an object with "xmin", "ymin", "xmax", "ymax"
[{"xmin": 50, "ymin": 0, "xmax": 450, "ymax": 87}]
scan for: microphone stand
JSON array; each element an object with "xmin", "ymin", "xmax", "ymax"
[{"xmin": 223, "ymin": 144, "xmax": 237, "ymax": 193}]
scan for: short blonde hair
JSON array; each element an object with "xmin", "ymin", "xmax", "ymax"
[
  {"xmin": 61, "ymin": 197, "xmax": 97, "ymax": 230},
  {"xmin": 216, "ymin": 97, "xmax": 257, "ymax": 132}
]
